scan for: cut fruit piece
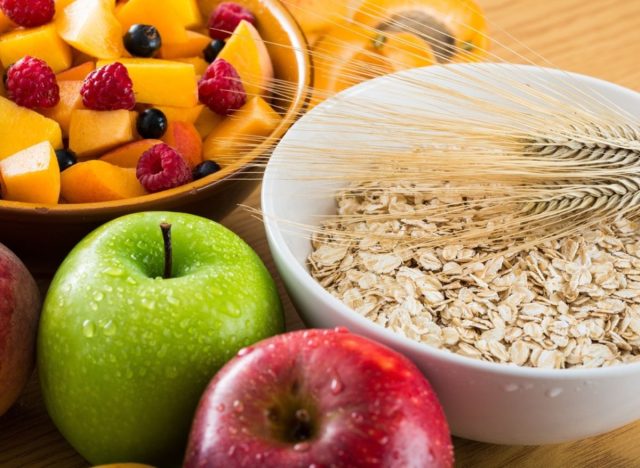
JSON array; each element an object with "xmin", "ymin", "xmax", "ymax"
[
  {"xmin": 0, "ymin": 10, "xmax": 14, "ymax": 34},
  {"xmin": 97, "ymin": 58, "xmax": 198, "ymax": 108},
  {"xmin": 217, "ymin": 20, "xmax": 274, "ymax": 98},
  {"xmin": 0, "ymin": 23, "xmax": 73, "ymax": 73},
  {"xmin": 69, "ymin": 109, "xmax": 137, "ymax": 159},
  {"xmin": 160, "ymin": 31, "xmax": 211, "ymax": 59},
  {"xmin": 116, "ymin": 0, "xmax": 188, "ymax": 45},
  {"xmin": 310, "ymin": 24, "xmax": 393, "ymax": 108},
  {"xmin": 61, "ymin": 160, "xmax": 146, "ymax": 203},
  {"xmin": 160, "ymin": 122, "xmax": 203, "ymax": 168},
  {"xmin": 100, "ymin": 139, "xmax": 163, "ymax": 167},
  {"xmin": 56, "ymin": 61, "xmax": 95, "ymax": 81},
  {"xmin": 194, "ymin": 107, "xmax": 222, "ymax": 139},
  {"xmin": 378, "ymin": 31, "xmax": 435, "ymax": 71},
  {"xmin": 40, "ymin": 80, "xmax": 84, "ymax": 137},
  {"xmin": 0, "ymin": 96, "xmax": 62, "ymax": 160},
  {"xmin": 155, "ymin": 104, "xmax": 204, "ymax": 124},
  {"xmin": 175, "ymin": 56, "xmax": 209, "ymax": 76},
  {"xmin": 0, "ymin": 141, "xmax": 60, "ymax": 204},
  {"xmin": 203, "ymin": 96, "xmax": 281, "ymax": 162},
  {"xmin": 56, "ymin": 0, "xmax": 124, "ymax": 59},
  {"xmin": 175, "ymin": 0, "xmax": 202, "ymax": 28},
  {"xmin": 352, "ymin": 0, "xmax": 489, "ymax": 63}
]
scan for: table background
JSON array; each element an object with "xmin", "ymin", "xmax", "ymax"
[{"xmin": 2, "ymin": 0, "xmax": 640, "ymax": 466}]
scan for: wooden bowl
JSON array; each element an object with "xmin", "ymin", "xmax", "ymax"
[{"xmin": 0, "ymin": 0, "xmax": 311, "ymax": 272}]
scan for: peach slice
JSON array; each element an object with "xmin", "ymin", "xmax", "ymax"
[
  {"xmin": 61, "ymin": 160, "xmax": 146, "ymax": 203},
  {"xmin": 0, "ymin": 96, "xmax": 62, "ymax": 160},
  {"xmin": 56, "ymin": 0, "xmax": 124, "ymax": 59},
  {"xmin": 160, "ymin": 31, "xmax": 210, "ymax": 59},
  {"xmin": 56, "ymin": 61, "xmax": 95, "ymax": 81},
  {"xmin": 0, "ymin": 141, "xmax": 60, "ymax": 204},
  {"xmin": 100, "ymin": 139, "xmax": 163, "ymax": 167},
  {"xmin": 40, "ymin": 80, "xmax": 85, "ymax": 138},
  {"xmin": 97, "ymin": 58, "xmax": 198, "ymax": 108},
  {"xmin": 217, "ymin": 20, "xmax": 274, "ymax": 98},
  {"xmin": 0, "ymin": 23, "xmax": 73, "ymax": 73},
  {"xmin": 203, "ymin": 96, "xmax": 281, "ymax": 163},
  {"xmin": 175, "ymin": 56, "xmax": 209, "ymax": 76},
  {"xmin": 0, "ymin": 10, "xmax": 14, "ymax": 34},
  {"xmin": 69, "ymin": 110, "xmax": 138, "ymax": 159},
  {"xmin": 161, "ymin": 122, "xmax": 203, "ymax": 168}
]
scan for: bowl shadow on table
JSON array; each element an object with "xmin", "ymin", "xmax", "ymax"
[{"xmin": 0, "ymin": 0, "xmax": 312, "ymax": 276}]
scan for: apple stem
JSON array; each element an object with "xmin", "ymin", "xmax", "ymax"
[{"xmin": 160, "ymin": 223, "xmax": 173, "ymax": 279}]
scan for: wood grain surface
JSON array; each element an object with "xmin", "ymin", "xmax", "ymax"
[{"xmin": 2, "ymin": 0, "xmax": 640, "ymax": 466}]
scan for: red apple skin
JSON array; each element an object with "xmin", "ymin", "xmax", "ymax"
[
  {"xmin": 0, "ymin": 242, "xmax": 41, "ymax": 416},
  {"xmin": 184, "ymin": 328, "xmax": 453, "ymax": 468}
]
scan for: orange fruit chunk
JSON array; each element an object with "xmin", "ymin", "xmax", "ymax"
[
  {"xmin": 0, "ymin": 23, "xmax": 73, "ymax": 73},
  {"xmin": 155, "ymin": 104, "xmax": 204, "ymax": 124},
  {"xmin": 116, "ymin": 0, "xmax": 189, "ymax": 45},
  {"xmin": 203, "ymin": 96, "xmax": 282, "ymax": 163},
  {"xmin": 161, "ymin": 122, "xmax": 203, "ymax": 168},
  {"xmin": 0, "ymin": 141, "xmax": 60, "ymax": 204},
  {"xmin": 100, "ymin": 139, "xmax": 164, "ymax": 167},
  {"xmin": 69, "ymin": 110, "xmax": 138, "ymax": 159},
  {"xmin": 57, "ymin": 61, "xmax": 95, "ymax": 81},
  {"xmin": 40, "ymin": 80, "xmax": 85, "ymax": 138},
  {"xmin": 217, "ymin": 20, "xmax": 274, "ymax": 98},
  {"xmin": 61, "ymin": 160, "xmax": 146, "ymax": 203},
  {"xmin": 159, "ymin": 31, "xmax": 210, "ymax": 59}
]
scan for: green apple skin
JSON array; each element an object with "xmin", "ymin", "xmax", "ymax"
[{"xmin": 37, "ymin": 212, "xmax": 284, "ymax": 466}]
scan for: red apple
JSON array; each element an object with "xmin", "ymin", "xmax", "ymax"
[
  {"xmin": 0, "ymin": 242, "xmax": 41, "ymax": 416},
  {"xmin": 184, "ymin": 328, "xmax": 453, "ymax": 467}
]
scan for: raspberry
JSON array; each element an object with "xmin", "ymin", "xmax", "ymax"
[
  {"xmin": 208, "ymin": 2, "xmax": 255, "ymax": 40},
  {"xmin": 6, "ymin": 56, "xmax": 59, "ymax": 109},
  {"xmin": 198, "ymin": 59, "xmax": 246, "ymax": 115},
  {"xmin": 81, "ymin": 62, "xmax": 136, "ymax": 111},
  {"xmin": 0, "ymin": 0, "xmax": 54, "ymax": 27},
  {"xmin": 136, "ymin": 143, "xmax": 192, "ymax": 193}
]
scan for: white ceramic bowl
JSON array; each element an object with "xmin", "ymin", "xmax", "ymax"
[{"xmin": 262, "ymin": 64, "xmax": 640, "ymax": 445}]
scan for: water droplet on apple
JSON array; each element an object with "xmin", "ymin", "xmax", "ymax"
[
  {"xmin": 142, "ymin": 299, "xmax": 156, "ymax": 310},
  {"xmin": 166, "ymin": 296, "xmax": 180, "ymax": 306},
  {"xmin": 179, "ymin": 319, "xmax": 189, "ymax": 329},
  {"xmin": 293, "ymin": 442, "xmax": 310, "ymax": 452},
  {"xmin": 157, "ymin": 344, "xmax": 168, "ymax": 358},
  {"xmin": 103, "ymin": 320, "xmax": 116, "ymax": 337},
  {"xmin": 103, "ymin": 267, "xmax": 124, "ymax": 277},
  {"xmin": 89, "ymin": 302, "xmax": 98, "ymax": 311},
  {"xmin": 228, "ymin": 426, "xmax": 238, "ymax": 435},
  {"xmin": 334, "ymin": 327, "xmax": 349, "ymax": 334},
  {"xmin": 302, "ymin": 331, "xmax": 311, "ymax": 339},
  {"xmin": 546, "ymin": 387, "xmax": 563, "ymax": 398},
  {"xmin": 237, "ymin": 346, "xmax": 252, "ymax": 357},
  {"xmin": 93, "ymin": 291, "xmax": 104, "ymax": 302},
  {"xmin": 216, "ymin": 403, "xmax": 226, "ymax": 412},
  {"xmin": 351, "ymin": 412, "xmax": 364, "ymax": 423},
  {"xmin": 306, "ymin": 339, "xmax": 318, "ymax": 348},
  {"xmin": 82, "ymin": 320, "xmax": 95, "ymax": 338},
  {"xmin": 330, "ymin": 375, "xmax": 344, "ymax": 395},
  {"xmin": 379, "ymin": 436, "xmax": 389, "ymax": 445},
  {"xmin": 233, "ymin": 400, "xmax": 244, "ymax": 413},
  {"xmin": 165, "ymin": 366, "xmax": 178, "ymax": 379}
]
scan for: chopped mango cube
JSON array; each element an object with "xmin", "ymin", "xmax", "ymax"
[
  {"xmin": 57, "ymin": 61, "xmax": 95, "ymax": 81},
  {"xmin": 0, "ymin": 23, "xmax": 72, "ymax": 73},
  {"xmin": 203, "ymin": 96, "xmax": 282, "ymax": 162},
  {"xmin": 0, "ymin": 141, "xmax": 60, "ymax": 204},
  {"xmin": 56, "ymin": 0, "xmax": 124, "ymax": 59},
  {"xmin": 97, "ymin": 58, "xmax": 198, "ymax": 107},
  {"xmin": 40, "ymin": 80, "xmax": 85, "ymax": 138},
  {"xmin": 160, "ymin": 31, "xmax": 210, "ymax": 59},
  {"xmin": 117, "ymin": 0, "xmax": 188, "ymax": 45},
  {"xmin": 155, "ymin": 104, "xmax": 204, "ymax": 124},
  {"xmin": 0, "ymin": 96, "xmax": 62, "ymax": 160},
  {"xmin": 69, "ymin": 109, "xmax": 137, "ymax": 159},
  {"xmin": 61, "ymin": 160, "xmax": 146, "ymax": 203}
]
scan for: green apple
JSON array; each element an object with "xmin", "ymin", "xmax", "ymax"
[{"xmin": 37, "ymin": 212, "xmax": 284, "ymax": 465}]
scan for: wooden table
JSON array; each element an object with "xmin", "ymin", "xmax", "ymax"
[{"xmin": 2, "ymin": 0, "xmax": 640, "ymax": 466}]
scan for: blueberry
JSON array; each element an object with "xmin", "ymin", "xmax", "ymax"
[
  {"xmin": 124, "ymin": 24, "xmax": 162, "ymax": 58},
  {"xmin": 203, "ymin": 39, "xmax": 225, "ymax": 63},
  {"xmin": 55, "ymin": 149, "xmax": 77, "ymax": 172},
  {"xmin": 137, "ymin": 108, "xmax": 168, "ymax": 139},
  {"xmin": 193, "ymin": 160, "xmax": 222, "ymax": 180}
]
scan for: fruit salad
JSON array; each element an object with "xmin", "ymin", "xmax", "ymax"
[{"xmin": 0, "ymin": 0, "xmax": 282, "ymax": 204}]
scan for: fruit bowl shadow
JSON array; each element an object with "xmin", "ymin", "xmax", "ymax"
[
  {"xmin": 262, "ymin": 64, "xmax": 640, "ymax": 445},
  {"xmin": 0, "ymin": 0, "xmax": 311, "ymax": 272}
]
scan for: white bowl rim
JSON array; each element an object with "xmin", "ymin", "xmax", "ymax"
[{"xmin": 263, "ymin": 62, "xmax": 640, "ymax": 379}]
